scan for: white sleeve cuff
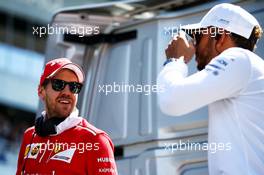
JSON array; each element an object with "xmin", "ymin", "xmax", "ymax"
[{"xmin": 162, "ymin": 57, "xmax": 188, "ymax": 77}]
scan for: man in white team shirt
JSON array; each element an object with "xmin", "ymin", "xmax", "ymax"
[{"xmin": 157, "ymin": 3, "xmax": 264, "ymax": 175}]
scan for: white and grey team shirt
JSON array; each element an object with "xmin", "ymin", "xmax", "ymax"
[{"xmin": 157, "ymin": 47, "xmax": 264, "ymax": 175}]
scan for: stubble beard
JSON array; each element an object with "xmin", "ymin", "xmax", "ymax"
[
  {"xmin": 45, "ymin": 96, "xmax": 72, "ymax": 119},
  {"xmin": 195, "ymin": 49, "xmax": 212, "ymax": 71}
]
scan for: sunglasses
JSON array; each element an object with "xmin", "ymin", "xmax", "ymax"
[{"xmin": 50, "ymin": 79, "xmax": 83, "ymax": 94}]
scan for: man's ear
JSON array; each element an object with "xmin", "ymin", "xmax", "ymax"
[
  {"xmin": 38, "ymin": 85, "xmax": 45, "ymax": 101},
  {"xmin": 215, "ymin": 32, "xmax": 227, "ymax": 53},
  {"xmin": 216, "ymin": 31, "xmax": 236, "ymax": 53}
]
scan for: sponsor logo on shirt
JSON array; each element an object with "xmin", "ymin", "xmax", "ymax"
[
  {"xmin": 98, "ymin": 168, "xmax": 117, "ymax": 173},
  {"xmin": 24, "ymin": 143, "xmax": 41, "ymax": 159},
  {"xmin": 206, "ymin": 58, "xmax": 230, "ymax": 76},
  {"xmin": 97, "ymin": 157, "xmax": 115, "ymax": 163},
  {"xmin": 54, "ymin": 144, "xmax": 62, "ymax": 154},
  {"xmin": 50, "ymin": 148, "xmax": 76, "ymax": 163}
]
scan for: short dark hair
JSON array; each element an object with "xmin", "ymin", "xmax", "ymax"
[
  {"xmin": 230, "ymin": 26, "xmax": 263, "ymax": 51},
  {"xmin": 42, "ymin": 79, "xmax": 50, "ymax": 88}
]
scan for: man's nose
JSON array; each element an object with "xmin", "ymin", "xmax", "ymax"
[{"xmin": 61, "ymin": 84, "xmax": 72, "ymax": 94}]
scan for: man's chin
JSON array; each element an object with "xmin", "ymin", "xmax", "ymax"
[
  {"xmin": 54, "ymin": 110, "xmax": 72, "ymax": 118},
  {"xmin": 59, "ymin": 112, "xmax": 72, "ymax": 118},
  {"xmin": 57, "ymin": 106, "xmax": 73, "ymax": 117}
]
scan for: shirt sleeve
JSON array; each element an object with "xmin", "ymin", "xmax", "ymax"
[
  {"xmin": 87, "ymin": 133, "xmax": 118, "ymax": 175},
  {"xmin": 16, "ymin": 129, "xmax": 32, "ymax": 175},
  {"xmin": 16, "ymin": 135, "xmax": 26, "ymax": 175},
  {"xmin": 157, "ymin": 49, "xmax": 251, "ymax": 116}
]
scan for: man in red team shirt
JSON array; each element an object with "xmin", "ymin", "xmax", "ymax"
[{"xmin": 16, "ymin": 58, "xmax": 118, "ymax": 175}]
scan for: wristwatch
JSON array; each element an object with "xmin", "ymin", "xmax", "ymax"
[{"xmin": 163, "ymin": 58, "xmax": 177, "ymax": 66}]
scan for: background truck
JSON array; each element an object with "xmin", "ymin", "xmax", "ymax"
[{"xmin": 43, "ymin": 0, "xmax": 264, "ymax": 174}]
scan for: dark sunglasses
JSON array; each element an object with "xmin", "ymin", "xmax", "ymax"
[{"xmin": 50, "ymin": 79, "xmax": 83, "ymax": 94}]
